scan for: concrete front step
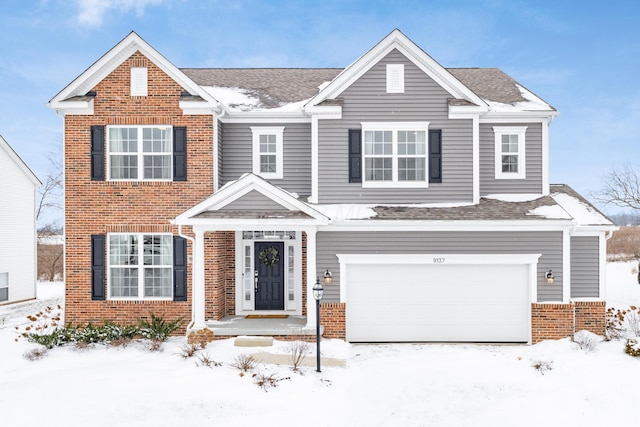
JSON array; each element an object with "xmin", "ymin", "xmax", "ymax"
[{"xmin": 234, "ymin": 336, "xmax": 274, "ymax": 347}]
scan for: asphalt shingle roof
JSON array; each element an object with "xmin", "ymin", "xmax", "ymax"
[{"xmin": 181, "ymin": 67, "xmax": 549, "ymax": 108}]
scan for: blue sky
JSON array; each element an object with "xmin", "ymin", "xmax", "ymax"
[{"xmin": 1, "ymin": 0, "xmax": 638, "ymax": 218}]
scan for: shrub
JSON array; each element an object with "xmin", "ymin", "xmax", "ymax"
[
  {"xmin": 137, "ymin": 313, "xmax": 182, "ymax": 342},
  {"xmin": 23, "ymin": 347, "xmax": 48, "ymax": 361},
  {"xmin": 179, "ymin": 343, "xmax": 200, "ymax": 359},
  {"xmin": 605, "ymin": 307, "xmax": 627, "ymax": 340},
  {"xmin": 195, "ymin": 352, "xmax": 222, "ymax": 368},
  {"xmin": 624, "ymin": 338, "xmax": 640, "ymax": 357},
  {"xmin": 288, "ymin": 340, "xmax": 310, "ymax": 372},
  {"xmin": 531, "ymin": 359, "xmax": 553, "ymax": 375},
  {"xmin": 573, "ymin": 330, "xmax": 600, "ymax": 352},
  {"xmin": 230, "ymin": 354, "xmax": 258, "ymax": 372},
  {"xmin": 253, "ymin": 372, "xmax": 289, "ymax": 391}
]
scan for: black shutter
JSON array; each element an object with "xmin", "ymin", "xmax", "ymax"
[
  {"xmin": 429, "ymin": 129, "xmax": 442, "ymax": 184},
  {"xmin": 91, "ymin": 234, "xmax": 106, "ymax": 300},
  {"xmin": 90, "ymin": 125, "xmax": 105, "ymax": 181},
  {"xmin": 348, "ymin": 129, "xmax": 362, "ymax": 183},
  {"xmin": 173, "ymin": 126, "xmax": 187, "ymax": 181},
  {"xmin": 173, "ymin": 236, "xmax": 187, "ymax": 301}
]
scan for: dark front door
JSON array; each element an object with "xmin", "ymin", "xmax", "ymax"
[{"xmin": 254, "ymin": 241, "xmax": 285, "ymax": 310}]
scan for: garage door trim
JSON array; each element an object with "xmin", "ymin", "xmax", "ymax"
[{"xmin": 337, "ymin": 253, "xmax": 541, "ymax": 304}]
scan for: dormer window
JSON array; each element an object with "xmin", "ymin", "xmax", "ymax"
[
  {"xmin": 386, "ymin": 64, "xmax": 404, "ymax": 93},
  {"xmin": 130, "ymin": 67, "xmax": 148, "ymax": 96},
  {"xmin": 494, "ymin": 126, "xmax": 527, "ymax": 179}
]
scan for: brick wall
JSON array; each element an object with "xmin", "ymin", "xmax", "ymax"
[
  {"xmin": 575, "ymin": 300, "xmax": 606, "ymax": 335},
  {"xmin": 531, "ymin": 303, "xmax": 575, "ymax": 344},
  {"xmin": 64, "ymin": 51, "xmax": 214, "ymax": 331},
  {"xmin": 320, "ymin": 302, "xmax": 346, "ymax": 339}
]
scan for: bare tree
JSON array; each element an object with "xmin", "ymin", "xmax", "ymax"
[
  {"xmin": 595, "ymin": 166, "xmax": 640, "ymax": 211},
  {"xmin": 36, "ymin": 146, "xmax": 64, "ymax": 281},
  {"xmin": 36, "ymin": 147, "xmax": 63, "ymax": 225}
]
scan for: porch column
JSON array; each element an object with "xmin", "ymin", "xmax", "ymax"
[
  {"xmin": 192, "ymin": 226, "xmax": 206, "ymax": 329},
  {"xmin": 305, "ymin": 227, "xmax": 318, "ymax": 329}
]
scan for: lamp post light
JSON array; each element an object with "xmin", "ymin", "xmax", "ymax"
[{"xmin": 312, "ymin": 277, "xmax": 324, "ymax": 372}]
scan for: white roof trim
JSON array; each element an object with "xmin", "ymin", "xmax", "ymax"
[
  {"xmin": 173, "ymin": 173, "xmax": 330, "ymax": 224},
  {"xmin": 0, "ymin": 135, "xmax": 41, "ymax": 187},
  {"xmin": 48, "ymin": 31, "xmax": 221, "ymax": 113},
  {"xmin": 306, "ymin": 29, "xmax": 487, "ymax": 110}
]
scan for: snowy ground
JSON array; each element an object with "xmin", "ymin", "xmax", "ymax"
[{"xmin": 1, "ymin": 263, "xmax": 639, "ymax": 427}]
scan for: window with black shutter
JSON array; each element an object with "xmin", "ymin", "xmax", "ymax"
[
  {"xmin": 173, "ymin": 236, "xmax": 187, "ymax": 301},
  {"xmin": 90, "ymin": 125, "xmax": 105, "ymax": 181},
  {"xmin": 348, "ymin": 129, "xmax": 362, "ymax": 183},
  {"xmin": 429, "ymin": 129, "xmax": 442, "ymax": 183},
  {"xmin": 91, "ymin": 234, "xmax": 106, "ymax": 300}
]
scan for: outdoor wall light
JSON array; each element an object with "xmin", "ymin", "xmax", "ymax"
[
  {"xmin": 323, "ymin": 269, "xmax": 333, "ymax": 284},
  {"xmin": 313, "ymin": 277, "xmax": 324, "ymax": 372},
  {"xmin": 545, "ymin": 270, "xmax": 555, "ymax": 284}
]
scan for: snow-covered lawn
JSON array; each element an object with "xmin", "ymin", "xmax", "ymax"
[{"xmin": 1, "ymin": 263, "xmax": 640, "ymax": 427}]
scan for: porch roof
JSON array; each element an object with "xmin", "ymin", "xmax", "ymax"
[{"xmin": 194, "ymin": 210, "xmax": 313, "ymax": 219}]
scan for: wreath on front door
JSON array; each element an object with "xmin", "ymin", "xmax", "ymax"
[{"xmin": 258, "ymin": 247, "xmax": 280, "ymax": 267}]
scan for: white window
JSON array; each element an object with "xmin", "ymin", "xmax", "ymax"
[
  {"xmin": 130, "ymin": 67, "xmax": 148, "ymax": 96},
  {"xmin": 251, "ymin": 127, "xmax": 284, "ymax": 179},
  {"xmin": 386, "ymin": 64, "xmax": 404, "ymax": 93},
  {"xmin": 108, "ymin": 234, "xmax": 172, "ymax": 300},
  {"xmin": 361, "ymin": 122, "xmax": 429, "ymax": 188},
  {"xmin": 494, "ymin": 126, "xmax": 527, "ymax": 179},
  {"xmin": 107, "ymin": 126, "xmax": 172, "ymax": 181},
  {"xmin": 0, "ymin": 272, "xmax": 8, "ymax": 302}
]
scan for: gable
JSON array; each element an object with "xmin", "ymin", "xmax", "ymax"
[
  {"xmin": 307, "ymin": 29, "xmax": 486, "ymax": 110},
  {"xmin": 48, "ymin": 32, "xmax": 220, "ymax": 115},
  {"xmin": 344, "ymin": 49, "xmax": 452, "ymax": 101},
  {"xmin": 219, "ymin": 190, "xmax": 291, "ymax": 211},
  {"xmin": 0, "ymin": 136, "xmax": 40, "ymax": 188}
]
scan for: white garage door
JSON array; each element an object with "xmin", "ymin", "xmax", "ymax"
[{"xmin": 345, "ymin": 258, "xmax": 532, "ymax": 343}]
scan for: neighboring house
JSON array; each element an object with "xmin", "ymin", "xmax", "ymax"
[
  {"xmin": 0, "ymin": 135, "xmax": 41, "ymax": 305},
  {"xmin": 48, "ymin": 29, "xmax": 616, "ymax": 344}
]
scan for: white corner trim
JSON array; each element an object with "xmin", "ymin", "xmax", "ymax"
[
  {"xmin": 562, "ymin": 227, "xmax": 571, "ymax": 303},
  {"xmin": 541, "ymin": 118, "xmax": 550, "ymax": 195},
  {"xmin": 472, "ymin": 115, "xmax": 479, "ymax": 204},
  {"xmin": 310, "ymin": 116, "xmax": 319, "ymax": 204}
]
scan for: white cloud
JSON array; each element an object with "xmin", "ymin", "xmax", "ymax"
[{"xmin": 75, "ymin": 0, "xmax": 163, "ymax": 27}]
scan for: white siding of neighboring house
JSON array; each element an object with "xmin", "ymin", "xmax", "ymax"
[{"xmin": 0, "ymin": 136, "xmax": 40, "ymax": 304}]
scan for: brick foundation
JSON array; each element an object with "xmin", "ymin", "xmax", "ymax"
[
  {"xmin": 575, "ymin": 300, "xmax": 606, "ymax": 336},
  {"xmin": 531, "ymin": 303, "xmax": 575, "ymax": 344},
  {"xmin": 320, "ymin": 302, "xmax": 346, "ymax": 339}
]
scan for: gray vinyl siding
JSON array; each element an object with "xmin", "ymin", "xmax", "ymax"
[
  {"xmin": 318, "ymin": 49, "xmax": 474, "ymax": 204},
  {"xmin": 479, "ymin": 122, "xmax": 543, "ymax": 195},
  {"xmin": 316, "ymin": 230, "xmax": 563, "ymax": 303},
  {"xmin": 220, "ymin": 122, "xmax": 312, "ymax": 197},
  {"xmin": 220, "ymin": 190, "xmax": 287, "ymax": 211},
  {"xmin": 570, "ymin": 236, "xmax": 600, "ymax": 298}
]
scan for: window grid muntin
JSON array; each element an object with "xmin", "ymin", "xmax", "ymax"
[
  {"xmin": 107, "ymin": 125, "xmax": 172, "ymax": 181},
  {"xmin": 109, "ymin": 233, "xmax": 173, "ymax": 300},
  {"xmin": 494, "ymin": 126, "xmax": 527, "ymax": 179},
  {"xmin": 362, "ymin": 123, "xmax": 429, "ymax": 186}
]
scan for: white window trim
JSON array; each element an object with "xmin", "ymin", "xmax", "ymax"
[
  {"xmin": 235, "ymin": 231, "xmax": 302, "ymax": 315},
  {"xmin": 106, "ymin": 125, "xmax": 173, "ymax": 182},
  {"xmin": 130, "ymin": 67, "xmax": 148, "ymax": 96},
  {"xmin": 251, "ymin": 126, "xmax": 285, "ymax": 180},
  {"xmin": 107, "ymin": 233, "xmax": 173, "ymax": 301},
  {"xmin": 386, "ymin": 64, "xmax": 404, "ymax": 93},
  {"xmin": 494, "ymin": 126, "xmax": 527, "ymax": 180},
  {"xmin": 361, "ymin": 122, "xmax": 429, "ymax": 188}
]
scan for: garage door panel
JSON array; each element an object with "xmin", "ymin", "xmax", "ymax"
[{"xmin": 346, "ymin": 262, "xmax": 530, "ymax": 342}]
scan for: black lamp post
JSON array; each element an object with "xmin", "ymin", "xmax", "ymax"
[{"xmin": 312, "ymin": 277, "xmax": 324, "ymax": 372}]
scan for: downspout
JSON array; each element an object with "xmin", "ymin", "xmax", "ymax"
[{"xmin": 178, "ymin": 224, "xmax": 196, "ymax": 331}]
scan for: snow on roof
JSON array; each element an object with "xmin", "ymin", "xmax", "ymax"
[
  {"xmin": 550, "ymin": 192, "xmax": 612, "ymax": 226},
  {"xmin": 202, "ymin": 86, "xmax": 259, "ymax": 112},
  {"xmin": 484, "ymin": 84, "xmax": 554, "ymax": 112},
  {"xmin": 527, "ymin": 205, "xmax": 572, "ymax": 220},
  {"xmin": 485, "ymin": 193, "xmax": 545, "ymax": 202},
  {"xmin": 313, "ymin": 204, "xmax": 378, "ymax": 221}
]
